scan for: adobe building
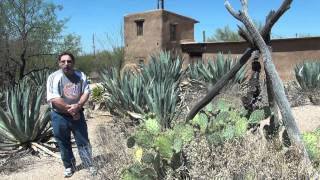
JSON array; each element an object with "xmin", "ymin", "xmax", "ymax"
[
  {"xmin": 124, "ymin": 6, "xmax": 320, "ymax": 80},
  {"xmin": 124, "ymin": 9, "xmax": 198, "ymax": 65}
]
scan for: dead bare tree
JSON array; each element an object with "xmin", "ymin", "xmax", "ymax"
[{"xmin": 187, "ymin": 0, "xmax": 311, "ymax": 163}]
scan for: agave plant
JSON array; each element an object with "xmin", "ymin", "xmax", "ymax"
[
  {"xmin": 187, "ymin": 60, "xmax": 204, "ymax": 80},
  {"xmin": 142, "ymin": 51, "xmax": 183, "ymax": 128},
  {"xmin": 142, "ymin": 52, "xmax": 183, "ymax": 82},
  {"xmin": 294, "ymin": 61, "xmax": 320, "ymax": 91},
  {"xmin": 101, "ymin": 67, "xmax": 145, "ymax": 114},
  {"xmin": 26, "ymin": 68, "xmax": 52, "ymax": 87},
  {"xmin": 101, "ymin": 51, "xmax": 183, "ymax": 129},
  {"xmin": 188, "ymin": 53, "xmax": 247, "ymax": 87},
  {"xmin": 0, "ymin": 79, "xmax": 51, "ymax": 152}
]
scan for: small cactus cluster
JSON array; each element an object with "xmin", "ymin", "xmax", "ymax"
[
  {"xmin": 192, "ymin": 100, "xmax": 251, "ymax": 146},
  {"xmin": 302, "ymin": 128, "xmax": 320, "ymax": 165},
  {"xmin": 122, "ymin": 117, "xmax": 195, "ymax": 179}
]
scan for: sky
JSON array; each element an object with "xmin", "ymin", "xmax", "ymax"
[{"xmin": 50, "ymin": 0, "xmax": 320, "ymax": 54}]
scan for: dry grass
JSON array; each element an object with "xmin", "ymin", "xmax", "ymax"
[
  {"xmin": 94, "ymin": 118, "xmax": 134, "ymax": 180},
  {"xmin": 184, "ymin": 131, "xmax": 318, "ymax": 179}
]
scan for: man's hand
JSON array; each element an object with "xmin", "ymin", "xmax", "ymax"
[{"xmin": 67, "ymin": 104, "xmax": 81, "ymax": 117}]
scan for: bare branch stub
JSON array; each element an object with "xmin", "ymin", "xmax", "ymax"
[
  {"xmin": 261, "ymin": 0, "xmax": 293, "ymax": 40},
  {"xmin": 237, "ymin": 25, "xmax": 254, "ymax": 47}
]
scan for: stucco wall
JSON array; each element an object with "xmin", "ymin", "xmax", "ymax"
[{"xmin": 182, "ymin": 37, "xmax": 320, "ymax": 80}]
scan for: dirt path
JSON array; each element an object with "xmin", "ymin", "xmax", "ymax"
[
  {"xmin": 0, "ymin": 105, "xmax": 319, "ymax": 180},
  {"xmin": 1, "ymin": 110, "xmax": 112, "ymax": 180},
  {"xmin": 291, "ymin": 105, "xmax": 320, "ymax": 132}
]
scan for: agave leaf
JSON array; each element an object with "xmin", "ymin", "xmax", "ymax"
[
  {"xmin": 0, "ymin": 107, "xmax": 25, "ymax": 145},
  {"xmin": 24, "ymin": 86, "xmax": 31, "ymax": 136}
]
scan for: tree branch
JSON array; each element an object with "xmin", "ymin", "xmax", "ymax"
[
  {"xmin": 27, "ymin": 53, "xmax": 56, "ymax": 58},
  {"xmin": 261, "ymin": 0, "xmax": 293, "ymax": 40},
  {"xmin": 224, "ymin": 1, "xmax": 241, "ymax": 21},
  {"xmin": 23, "ymin": 67, "xmax": 49, "ymax": 77}
]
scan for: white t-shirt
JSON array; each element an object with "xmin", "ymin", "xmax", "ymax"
[{"xmin": 46, "ymin": 69, "xmax": 90, "ymax": 112}]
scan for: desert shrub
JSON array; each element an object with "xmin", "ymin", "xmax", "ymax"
[
  {"xmin": 294, "ymin": 61, "xmax": 320, "ymax": 91},
  {"xmin": 76, "ymin": 47, "xmax": 124, "ymax": 76},
  {"xmin": 0, "ymin": 78, "xmax": 51, "ymax": 152},
  {"xmin": 187, "ymin": 53, "xmax": 247, "ymax": 86},
  {"xmin": 101, "ymin": 51, "xmax": 183, "ymax": 128},
  {"xmin": 91, "ymin": 84, "xmax": 105, "ymax": 102}
]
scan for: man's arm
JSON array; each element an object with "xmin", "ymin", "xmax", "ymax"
[
  {"xmin": 50, "ymin": 98, "xmax": 72, "ymax": 114},
  {"xmin": 67, "ymin": 92, "xmax": 90, "ymax": 115}
]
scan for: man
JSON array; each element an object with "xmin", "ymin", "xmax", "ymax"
[{"xmin": 47, "ymin": 52, "xmax": 96, "ymax": 177}]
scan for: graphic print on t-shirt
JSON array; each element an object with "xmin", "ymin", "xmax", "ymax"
[{"xmin": 63, "ymin": 82, "xmax": 80, "ymax": 99}]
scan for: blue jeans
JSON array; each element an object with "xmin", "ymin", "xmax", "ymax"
[{"xmin": 51, "ymin": 111, "xmax": 93, "ymax": 169}]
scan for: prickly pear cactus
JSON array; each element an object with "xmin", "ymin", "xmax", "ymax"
[
  {"xmin": 248, "ymin": 109, "xmax": 265, "ymax": 124},
  {"xmin": 206, "ymin": 107, "xmax": 249, "ymax": 145},
  {"xmin": 235, "ymin": 118, "xmax": 248, "ymax": 137},
  {"xmin": 191, "ymin": 113, "xmax": 208, "ymax": 133},
  {"xmin": 154, "ymin": 132, "xmax": 174, "ymax": 160},
  {"xmin": 121, "ymin": 163, "xmax": 157, "ymax": 180},
  {"xmin": 134, "ymin": 146, "xmax": 144, "ymax": 162},
  {"xmin": 216, "ymin": 99, "xmax": 231, "ymax": 112},
  {"xmin": 134, "ymin": 130, "xmax": 154, "ymax": 149},
  {"xmin": 144, "ymin": 117, "xmax": 161, "ymax": 135},
  {"xmin": 302, "ymin": 128, "xmax": 320, "ymax": 161},
  {"xmin": 173, "ymin": 123, "xmax": 195, "ymax": 143}
]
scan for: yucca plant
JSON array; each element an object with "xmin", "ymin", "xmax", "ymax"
[
  {"xmin": 294, "ymin": 61, "xmax": 320, "ymax": 91},
  {"xmin": 0, "ymin": 89, "xmax": 5, "ymax": 110},
  {"xmin": 0, "ymin": 79, "xmax": 52, "ymax": 152}
]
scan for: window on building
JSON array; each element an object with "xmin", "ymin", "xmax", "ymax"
[
  {"xmin": 135, "ymin": 20, "xmax": 144, "ymax": 36},
  {"xmin": 170, "ymin": 23, "xmax": 177, "ymax": 41}
]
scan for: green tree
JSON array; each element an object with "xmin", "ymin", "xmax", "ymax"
[
  {"xmin": 207, "ymin": 25, "xmax": 241, "ymax": 42},
  {"xmin": 0, "ymin": 0, "xmax": 81, "ymax": 84},
  {"xmin": 56, "ymin": 33, "xmax": 82, "ymax": 56},
  {"xmin": 207, "ymin": 21, "xmax": 263, "ymax": 42}
]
